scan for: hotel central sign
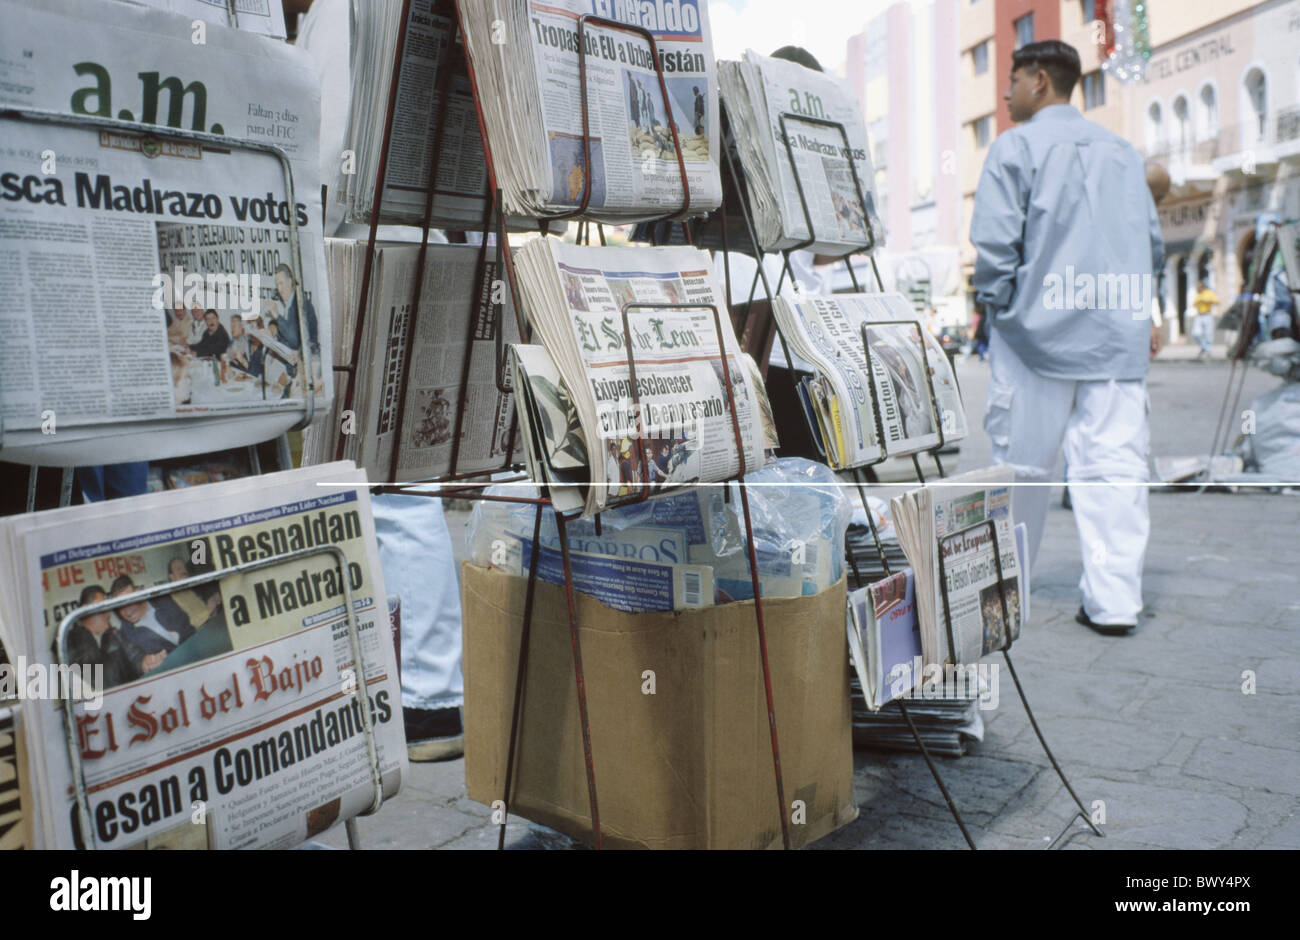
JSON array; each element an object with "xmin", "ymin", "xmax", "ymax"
[{"xmin": 1145, "ymin": 32, "xmax": 1235, "ymax": 83}]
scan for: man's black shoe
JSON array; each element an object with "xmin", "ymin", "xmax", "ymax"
[
  {"xmin": 403, "ymin": 706, "xmax": 464, "ymax": 762},
  {"xmin": 1076, "ymin": 607, "xmax": 1136, "ymax": 636}
]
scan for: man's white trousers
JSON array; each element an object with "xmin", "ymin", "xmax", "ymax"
[{"xmin": 984, "ymin": 330, "xmax": 1150, "ymax": 625}]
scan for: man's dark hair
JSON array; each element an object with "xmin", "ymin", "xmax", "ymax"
[
  {"xmin": 109, "ymin": 574, "xmax": 135, "ymax": 594},
  {"xmin": 771, "ymin": 46, "xmax": 823, "ymax": 73},
  {"xmin": 1011, "ymin": 40, "xmax": 1081, "ymax": 98},
  {"xmin": 79, "ymin": 584, "xmax": 106, "ymax": 606}
]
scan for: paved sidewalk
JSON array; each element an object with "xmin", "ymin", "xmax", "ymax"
[{"xmin": 321, "ymin": 357, "xmax": 1299, "ymax": 850}]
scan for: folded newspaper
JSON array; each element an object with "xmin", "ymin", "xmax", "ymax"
[
  {"xmin": 455, "ymin": 0, "xmax": 723, "ymax": 221},
  {"xmin": 303, "ymin": 239, "xmax": 521, "ymax": 480},
  {"xmin": 0, "ymin": 0, "xmax": 333, "ymax": 466},
  {"xmin": 846, "ymin": 568, "xmax": 922, "ymax": 712},
  {"xmin": 889, "ymin": 467, "xmax": 1028, "ymax": 666},
  {"xmin": 301, "ymin": 0, "xmax": 490, "ymax": 227},
  {"xmin": 0, "ymin": 462, "xmax": 406, "ymax": 849},
  {"xmin": 771, "ymin": 292, "xmax": 967, "ymax": 467},
  {"xmin": 719, "ymin": 50, "xmax": 883, "ymax": 254},
  {"xmin": 509, "ymin": 238, "xmax": 768, "ymax": 515}
]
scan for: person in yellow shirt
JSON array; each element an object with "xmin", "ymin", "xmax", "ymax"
[{"xmin": 1191, "ymin": 281, "xmax": 1219, "ymax": 359}]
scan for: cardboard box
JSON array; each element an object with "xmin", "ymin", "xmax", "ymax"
[{"xmin": 463, "ymin": 563, "xmax": 857, "ymax": 849}]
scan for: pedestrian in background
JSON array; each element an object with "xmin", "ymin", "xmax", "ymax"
[
  {"xmin": 970, "ymin": 40, "xmax": 1164, "ymax": 635},
  {"xmin": 1191, "ymin": 281, "xmax": 1219, "ymax": 359}
]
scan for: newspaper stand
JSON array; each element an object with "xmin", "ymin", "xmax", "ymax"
[
  {"xmin": 323, "ymin": 0, "xmax": 796, "ymax": 849},
  {"xmin": 0, "ymin": 107, "xmax": 314, "ymax": 513},
  {"xmin": 53, "ymin": 544, "xmax": 385, "ymax": 850}
]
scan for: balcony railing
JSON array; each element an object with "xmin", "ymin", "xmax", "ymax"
[{"xmin": 1141, "ymin": 114, "xmax": 1293, "ymax": 166}]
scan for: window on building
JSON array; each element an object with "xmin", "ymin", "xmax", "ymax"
[
  {"xmin": 1196, "ymin": 83, "xmax": 1219, "ymax": 141},
  {"xmin": 1145, "ymin": 101, "xmax": 1165, "ymax": 154},
  {"xmin": 1014, "ymin": 13, "xmax": 1035, "ymax": 49},
  {"xmin": 973, "ymin": 114, "xmax": 992, "ymax": 149},
  {"xmin": 1081, "ymin": 0, "xmax": 1095, "ymax": 24},
  {"xmin": 971, "ymin": 41, "xmax": 989, "ymax": 75},
  {"xmin": 1082, "ymin": 71, "xmax": 1105, "ymax": 110},
  {"xmin": 1172, "ymin": 94, "xmax": 1192, "ymax": 153},
  {"xmin": 1243, "ymin": 68, "xmax": 1268, "ymax": 142}
]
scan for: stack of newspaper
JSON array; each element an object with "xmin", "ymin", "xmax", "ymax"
[
  {"xmin": 889, "ymin": 467, "xmax": 1029, "ymax": 667},
  {"xmin": 850, "ymin": 694, "xmax": 985, "ymax": 757},
  {"xmin": 302, "ymin": 239, "xmax": 521, "ymax": 481},
  {"xmin": 0, "ymin": 0, "xmax": 333, "ymax": 466},
  {"xmin": 508, "ymin": 238, "xmax": 769, "ymax": 515},
  {"xmin": 719, "ymin": 50, "xmax": 883, "ymax": 254},
  {"xmin": 0, "ymin": 463, "xmax": 407, "ymax": 849},
  {"xmin": 455, "ymin": 0, "xmax": 723, "ymax": 221},
  {"xmin": 845, "ymin": 567, "xmax": 983, "ymax": 755},
  {"xmin": 770, "ymin": 293, "xmax": 968, "ymax": 467},
  {"xmin": 311, "ymin": 0, "xmax": 490, "ymax": 226}
]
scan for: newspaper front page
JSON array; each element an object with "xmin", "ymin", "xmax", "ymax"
[
  {"xmin": 4, "ymin": 464, "xmax": 404, "ymax": 849},
  {"xmin": 890, "ymin": 467, "xmax": 1019, "ymax": 666},
  {"xmin": 457, "ymin": 0, "xmax": 722, "ymax": 220},
  {"xmin": 720, "ymin": 50, "xmax": 882, "ymax": 254},
  {"xmin": 515, "ymin": 239, "xmax": 766, "ymax": 515},
  {"xmin": 772, "ymin": 292, "xmax": 968, "ymax": 466},
  {"xmin": 0, "ymin": 0, "xmax": 331, "ymax": 465},
  {"xmin": 320, "ymin": 242, "xmax": 521, "ymax": 481}
]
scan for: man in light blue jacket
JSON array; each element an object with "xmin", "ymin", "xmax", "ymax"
[{"xmin": 971, "ymin": 41, "xmax": 1164, "ymax": 635}]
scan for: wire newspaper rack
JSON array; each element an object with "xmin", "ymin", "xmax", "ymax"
[
  {"xmin": 324, "ymin": 0, "xmax": 798, "ymax": 850},
  {"xmin": 0, "ymin": 106, "xmax": 312, "ymax": 512},
  {"xmin": 52, "ymin": 543, "xmax": 386, "ymax": 850},
  {"xmin": 319, "ymin": 0, "xmax": 1103, "ymax": 852}
]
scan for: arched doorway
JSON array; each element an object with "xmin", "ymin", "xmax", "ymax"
[{"xmin": 1171, "ymin": 255, "xmax": 1189, "ymax": 336}]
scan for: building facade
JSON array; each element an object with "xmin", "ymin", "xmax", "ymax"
[
  {"xmin": 957, "ymin": 0, "xmax": 1300, "ymax": 341},
  {"xmin": 844, "ymin": 0, "xmax": 964, "ymax": 315}
]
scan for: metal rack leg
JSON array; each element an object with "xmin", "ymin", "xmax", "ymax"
[
  {"xmin": 736, "ymin": 481, "xmax": 791, "ymax": 851},
  {"xmin": 894, "ymin": 698, "xmax": 976, "ymax": 850},
  {"xmin": 345, "ymin": 818, "xmax": 362, "ymax": 849},
  {"xmin": 59, "ymin": 468, "xmax": 74, "ymax": 507},
  {"xmin": 1002, "ymin": 650, "xmax": 1104, "ymax": 844},
  {"xmin": 554, "ymin": 513, "xmax": 602, "ymax": 849},
  {"xmin": 26, "ymin": 466, "xmax": 38, "ymax": 513},
  {"xmin": 497, "ymin": 502, "xmax": 546, "ymax": 850}
]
